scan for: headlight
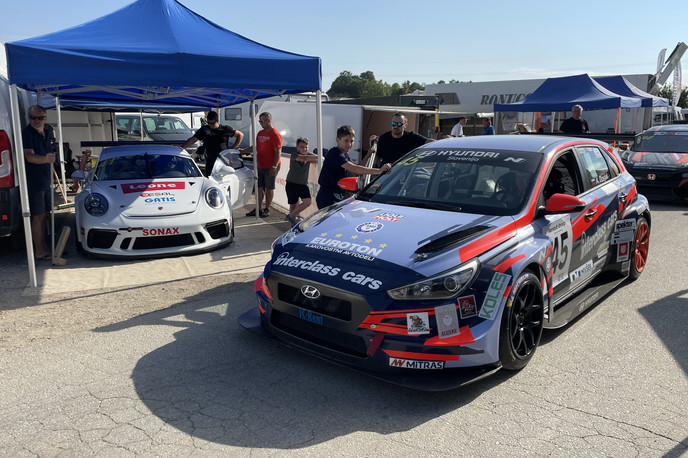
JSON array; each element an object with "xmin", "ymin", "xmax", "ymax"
[
  {"xmin": 298, "ymin": 207, "xmax": 330, "ymax": 232},
  {"xmin": 387, "ymin": 258, "xmax": 480, "ymax": 301},
  {"xmin": 205, "ymin": 187, "xmax": 224, "ymax": 208},
  {"xmin": 682, "ymin": 172, "xmax": 688, "ymax": 178},
  {"xmin": 84, "ymin": 193, "xmax": 109, "ymax": 216}
]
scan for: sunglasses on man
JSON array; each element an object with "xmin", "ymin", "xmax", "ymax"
[
  {"xmin": 390, "ymin": 121, "xmax": 405, "ymax": 127},
  {"xmin": 29, "ymin": 115, "xmax": 47, "ymax": 121}
]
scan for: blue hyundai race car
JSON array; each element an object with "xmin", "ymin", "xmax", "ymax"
[{"xmin": 239, "ymin": 135, "xmax": 651, "ymax": 390}]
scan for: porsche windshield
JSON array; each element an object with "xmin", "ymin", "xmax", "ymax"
[
  {"xmin": 358, "ymin": 148, "xmax": 543, "ymax": 216},
  {"xmin": 635, "ymin": 131, "xmax": 688, "ymax": 152},
  {"xmin": 95, "ymin": 154, "xmax": 202, "ymax": 180}
]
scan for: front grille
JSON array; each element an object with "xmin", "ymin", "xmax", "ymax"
[
  {"xmin": 205, "ymin": 219, "xmax": 229, "ymax": 239},
  {"xmin": 87, "ymin": 229, "xmax": 118, "ymax": 249},
  {"xmin": 271, "ymin": 310, "xmax": 367, "ymax": 357},
  {"xmin": 278, "ymin": 283, "xmax": 352, "ymax": 321},
  {"xmin": 132, "ymin": 233, "xmax": 194, "ymax": 249}
]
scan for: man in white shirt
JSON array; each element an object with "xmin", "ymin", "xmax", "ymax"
[{"xmin": 450, "ymin": 117, "xmax": 467, "ymax": 137}]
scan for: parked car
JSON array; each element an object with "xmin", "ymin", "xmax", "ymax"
[
  {"xmin": 240, "ymin": 135, "xmax": 651, "ymax": 390},
  {"xmin": 116, "ymin": 114, "xmax": 201, "ymax": 160},
  {"xmin": 72, "ymin": 145, "xmax": 252, "ymax": 258},
  {"xmin": 620, "ymin": 125, "xmax": 688, "ymax": 202}
]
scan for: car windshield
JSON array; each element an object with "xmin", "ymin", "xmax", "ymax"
[
  {"xmin": 95, "ymin": 154, "xmax": 201, "ymax": 180},
  {"xmin": 635, "ymin": 131, "xmax": 688, "ymax": 152},
  {"xmin": 358, "ymin": 147, "xmax": 543, "ymax": 216},
  {"xmin": 143, "ymin": 116, "xmax": 192, "ymax": 135}
]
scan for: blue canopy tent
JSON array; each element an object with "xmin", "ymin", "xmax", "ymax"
[
  {"xmin": 493, "ymin": 74, "xmax": 649, "ymax": 135},
  {"xmin": 5, "ymin": 0, "xmax": 322, "ymax": 286},
  {"xmin": 593, "ymin": 76, "xmax": 668, "ymax": 108}
]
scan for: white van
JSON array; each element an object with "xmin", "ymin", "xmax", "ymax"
[{"xmin": 115, "ymin": 113, "xmax": 200, "ymax": 159}]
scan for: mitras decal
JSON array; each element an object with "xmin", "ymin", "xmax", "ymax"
[
  {"xmin": 122, "ymin": 182, "xmax": 185, "ymax": 194},
  {"xmin": 580, "ymin": 211, "xmax": 617, "ymax": 259},
  {"xmin": 306, "ymin": 232, "xmax": 387, "ymax": 261},
  {"xmin": 389, "ymin": 358, "xmax": 444, "ymax": 370},
  {"xmin": 272, "ymin": 252, "xmax": 383, "ymax": 289}
]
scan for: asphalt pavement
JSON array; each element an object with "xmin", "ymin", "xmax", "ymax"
[{"xmin": 0, "ymin": 202, "xmax": 686, "ymax": 457}]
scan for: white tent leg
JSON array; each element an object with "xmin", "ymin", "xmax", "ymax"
[
  {"xmin": 250, "ymin": 98, "xmax": 259, "ymax": 220},
  {"xmin": 9, "ymin": 84, "xmax": 37, "ymax": 287},
  {"xmin": 316, "ymin": 90, "xmax": 323, "ymax": 195}
]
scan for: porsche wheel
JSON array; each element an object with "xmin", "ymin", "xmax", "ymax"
[
  {"xmin": 498, "ymin": 270, "xmax": 544, "ymax": 371},
  {"xmin": 628, "ymin": 216, "xmax": 649, "ymax": 281}
]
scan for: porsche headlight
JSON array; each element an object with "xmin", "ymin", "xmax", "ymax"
[
  {"xmin": 205, "ymin": 187, "xmax": 224, "ymax": 208},
  {"xmin": 387, "ymin": 258, "xmax": 479, "ymax": 301},
  {"xmin": 84, "ymin": 193, "xmax": 109, "ymax": 216}
]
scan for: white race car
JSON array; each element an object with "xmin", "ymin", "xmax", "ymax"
[{"xmin": 72, "ymin": 145, "xmax": 253, "ymax": 258}]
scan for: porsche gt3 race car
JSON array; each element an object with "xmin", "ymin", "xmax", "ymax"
[
  {"xmin": 620, "ymin": 125, "xmax": 688, "ymax": 202},
  {"xmin": 73, "ymin": 145, "xmax": 253, "ymax": 258},
  {"xmin": 239, "ymin": 135, "xmax": 651, "ymax": 390}
]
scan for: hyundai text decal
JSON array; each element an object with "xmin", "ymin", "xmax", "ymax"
[
  {"xmin": 272, "ymin": 253, "xmax": 382, "ymax": 289},
  {"xmin": 122, "ymin": 182, "xmax": 186, "ymax": 194}
]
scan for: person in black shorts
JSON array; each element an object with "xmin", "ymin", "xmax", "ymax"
[
  {"xmin": 285, "ymin": 137, "xmax": 317, "ymax": 226},
  {"xmin": 22, "ymin": 105, "xmax": 56, "ymax": 260},
  {"xmin": 181, "ymin": 111, "xmax": 243, "ymax": 176}
]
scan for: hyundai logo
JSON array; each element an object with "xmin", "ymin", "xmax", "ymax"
[
  {"xmin": 647, "ymin": 174, "xmax": 656, "ymax": 181},
  {"xmin": 301, "ymin": 285, "xmax": 321, "ymax": 299}
]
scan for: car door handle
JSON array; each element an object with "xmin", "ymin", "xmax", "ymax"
[{"xmin": 585, "ymin": 209, "xmax": 597, "ymax": 218}]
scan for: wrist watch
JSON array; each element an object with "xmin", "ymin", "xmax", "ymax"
[{"xmin": 272, "ymin": 165, "xmax": 277, "ymax": 169}]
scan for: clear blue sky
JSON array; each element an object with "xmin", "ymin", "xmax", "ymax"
[{"xmin": 1, "ymin": 0, "xmax": 687, "ymax": 91}]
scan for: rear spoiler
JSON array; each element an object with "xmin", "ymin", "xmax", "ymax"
[{"xmin": 80, "ymin": 141, "xmax": 184, "ymax": 147}]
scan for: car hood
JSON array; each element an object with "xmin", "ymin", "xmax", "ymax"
[
  {"xmin": 275, "ymin": 201, "xmax": 516, "ymax": 281},
  {"xmin": 623, "ymin": 150, "xmax": 688, "ymax": 168},
  {"xmin": 91, "ymin": 178, "xmax": 204, "ymax": 217}
]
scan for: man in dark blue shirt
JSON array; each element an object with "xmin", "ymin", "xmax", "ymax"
[{"xmin": 22, "ymin": 105, "xmax": 56, "ymax": 260}]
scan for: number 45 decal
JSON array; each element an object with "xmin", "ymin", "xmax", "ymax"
[{"xmin": 543, "ymin": 214, "xmax": 573, "ymax": 288}]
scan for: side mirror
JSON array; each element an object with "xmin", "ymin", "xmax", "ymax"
[
  {"xmin": 214, "ymin": 165, "xmax": 236, "ymax": 179},
  {"xmin": 545, "ymin": 194, "xmax": 586, "ymax": 213},
  {"xmin": 337, "ymin": 177, "xmax": 358, "ymax": 192},
  {"xmin": 72, "ymin": 170, "xmax": 86, "ymax": 181}
]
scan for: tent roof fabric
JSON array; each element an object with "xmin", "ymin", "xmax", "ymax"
[
  {"xmin": 494, "ymin": 74, "xmax": 643, "ymax": 112},
  {"xmin": 5, "ymin": 0, "xmax": 321, "ymax": 107},
  {"xmin": 593, "ymin": 76, "xmax": 668, "ymax": 107}
]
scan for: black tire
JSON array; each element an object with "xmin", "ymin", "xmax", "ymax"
[
  {"xmin": 628, "ymin": 216, "xmax": 649, "ymax": 281},
  {"xmin": 498, "ymin": 270, "xmax": 544, "ymax": 370}
]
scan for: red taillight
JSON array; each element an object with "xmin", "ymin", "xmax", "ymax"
[{"xmin": 0, "ymin": 131, "xmax": 15, "ymax": 188}]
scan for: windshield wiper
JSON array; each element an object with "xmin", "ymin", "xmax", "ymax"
[{"xmin": 386, "ymin": 201, "xmax": 462, "ymax": 212}]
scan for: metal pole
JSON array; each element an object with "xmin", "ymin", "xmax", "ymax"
[
  {"xmin": 250, "ymin": 97, "xmax": 259, "ymax": 219},
  {"xmin": 55, "ymin": 95, "xmax": 67, "ymax": 203},
  {"xmin": 9, "ymin": 84, "xmax": 37, "ymax": 287},
  {"xmin": 315, "ymin": 90, "xmax": 323, "ymax": 196}
]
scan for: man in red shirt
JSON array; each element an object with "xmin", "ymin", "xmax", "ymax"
[{"xmin": 241, "ymin": 112, "xmax": 283, "ymax": 217}]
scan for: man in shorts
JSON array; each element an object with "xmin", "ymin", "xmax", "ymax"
[
  {"xmin": 285, "ymin": 137, "xmax": 317, "ymax": 226},
  {"xmin": 241, "ymin": 112, "xmax": 283, "ymax": 217},
  {"xmin": 22, "ymin": 105, "xmax": 56, "ymax": 260}
]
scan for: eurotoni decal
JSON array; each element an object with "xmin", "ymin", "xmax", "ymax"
[{"xmin": 306, "ymin": 233, "xmax": 387, "ymax": 261}]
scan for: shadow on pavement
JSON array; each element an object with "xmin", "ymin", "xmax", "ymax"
[{"xmin": 94, "ymin": 281, "xmax": 515, "ymax": 450}]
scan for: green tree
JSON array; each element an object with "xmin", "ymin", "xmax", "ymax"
[
  {"xmin": 659, "ymin": 83, "xmax": 688, "ymax": 108},
  {"xmin": 327, "ymin": 71, "xmax": 424, "ymax": 98}
]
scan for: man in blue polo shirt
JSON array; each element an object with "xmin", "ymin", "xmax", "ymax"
[{"xmin": 22, "ymin": 105, "xmax": 56, "ymax": 260}]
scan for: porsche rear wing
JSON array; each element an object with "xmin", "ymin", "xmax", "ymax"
[{"xmin": 81, "ymin": 141, "xmax": 184, "ymax": 147}]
